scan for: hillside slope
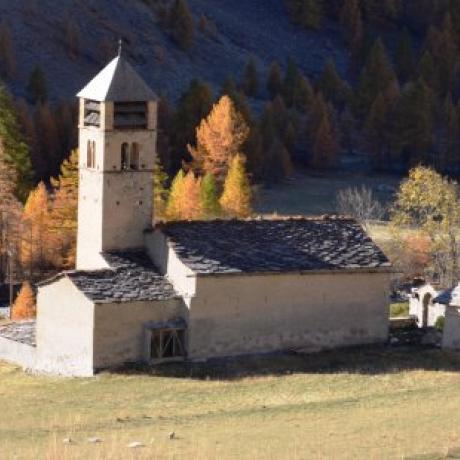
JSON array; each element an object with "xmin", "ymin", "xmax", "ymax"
[{"xmin": 2, "ymin": 0, "xmax": 347, "ymax": 102}]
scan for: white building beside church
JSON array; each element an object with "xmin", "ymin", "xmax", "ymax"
[{"xmin": 0, "ymin": 52, "xmax": 393, "ymax": 376}]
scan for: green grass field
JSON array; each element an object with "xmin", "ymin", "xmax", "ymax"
[{"xmin": 2, "ymin": 347, "xmax": 460, "ymax": 460}]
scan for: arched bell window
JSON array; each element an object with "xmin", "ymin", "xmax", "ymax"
[
  {"xmin": 130, "ymin": 143, "xmax": 140, "ymax": 170},
  {"xmin": 86, "ymin": 140, "xmax": 92, "ymax": 167},
  {"xmin": 87, "ymin": 140, "xmax": 96, "ymax": 168},
  {"xmin": 121, "ymin": 143, "xmax": 129, "ymax": 170}
]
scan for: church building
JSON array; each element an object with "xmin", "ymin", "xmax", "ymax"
[{"xmin": 0, "ymin": 52, "xmax": 393, "ymax": 376}]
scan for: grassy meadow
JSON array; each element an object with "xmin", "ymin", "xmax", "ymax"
[{"xmin": 2, "ymin": 347, "xmax": 460, "ymax": 459}]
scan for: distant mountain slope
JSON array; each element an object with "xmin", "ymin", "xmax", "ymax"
[{"xmin": 1, "ymin": 0, "xmax": 347, "ymax": 102}]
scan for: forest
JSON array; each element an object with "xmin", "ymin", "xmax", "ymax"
[{"xmin": 0, "ymin": 0, "xmax": 460, "ymax": 296}]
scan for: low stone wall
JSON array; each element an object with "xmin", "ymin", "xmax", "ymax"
[{"xmin": 0, "ymin": 336, "xmax": 36, "ymax": 369}]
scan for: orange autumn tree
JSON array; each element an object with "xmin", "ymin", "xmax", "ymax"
[
  {"xmin": 165, "ymin": 170, "xmax": 202, "ymax": 220},
  {"xmin": 188, "ymin": 95, "xmax": 249, "ymax": 181},
  {"xmin": 49, "ymin": 149, "xmax": 78, "ymax": 269},
  {"xmin": 20, "ymin": 181, "xmax": 51, "ymax": 276},
  {"xmin": 11, "ymin": 281, "xmax": 36, "ymax": 320},
  {"xmin": 220, "ymin": 154, "xmax": 252, "ymax": 218}
]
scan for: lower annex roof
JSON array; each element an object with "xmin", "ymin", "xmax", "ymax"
[{"xmin": 40, "ymin": 252, "xmax": 178, "ymax": 304}]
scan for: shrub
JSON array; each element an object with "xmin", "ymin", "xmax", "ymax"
[{"xmin": 435, "ymin": 316, "xmax": 445, "ymax": 332}]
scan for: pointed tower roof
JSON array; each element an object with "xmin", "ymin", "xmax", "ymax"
[{"xmin": 77, "ymin": 55, "xmax": 157, "ymax": 102}]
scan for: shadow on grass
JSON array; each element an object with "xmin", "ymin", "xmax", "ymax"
[
  {"xmin": 110, "ymin": 344, "xmax": 460, "ymax": 381},
  {"xmin": 404, "ymin": 445, "xmax": 460, "ymax": 459}
]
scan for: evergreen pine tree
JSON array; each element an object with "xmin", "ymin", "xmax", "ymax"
[
  {"xmin": 355, "ymin": 38, "xmax": 397, "ymax": 115},
  {"xmin": 220, "ymin": 154, "xmax": 252, "ymax": 218},
  {"xmin": 391, "ymin": 78, "xmax": 433, "ymax": 166},
  {"xmin": 418, "ymin": 50, "xmax": 436, "ymax": 90},
  {"xmin": 0, "ymin": 86, "xmax": 34, "ymax": 201},
  {"xmin": 265, "ymin": 137, "xmax": 293, "ymax": 181},
  {"xmin": 316, "ymin": 60, "xmax": 350, "ymax": 107},
  {"xmin": 11, "ymin": 281, "xmax": 36, "ymax": 320},
  {"xmin": 439, "ymin": 94, "xmax": 460, "ymax": 171},
  {"xmin": 285, "ymin": 0, "xmax": 322, "ymax": 30},
  {"xmin": 340, "ymin": 0, "xmax": 363, "ymax": 53},
  {"xmin": 34, "ymin": 102, "xmax": 60, "ymax": 180},
  {"xmin": 64, "ymin": 18, "xmax": 80, "ymax": 60},
  {"xmin": 168, "ymin": 0, "xmax": 195, "ymax": 50},
  {"xmin": 267, "ymin": 61, "xmax": 283, "ymax": 99},
  {"xmin": 170, "ymin": 79, "xmax": 213, "ymax": 172},
  {"xmin": 364, "ymin": 93, "xmax": 390, "ymax": 167},
  {"xmin": 282, "ymin": 57, "xmax": 300, "ymax": 107},
  {"xmin": 200, "ymin": 172, "xmax": 220, "ymax": 218},
  {"xmin": 0, "ymin": 141, "xmax": 21, "ymax": 281},
  {"xmin": 294, "ymin": 75, "xmax": 314, "ymax": 113},
  {"xmin": 0, "ymin": 22, "xmax": 16, "ymax": 79},
  {"xmin": 395, "ymin": 28, "xmax": 415, "ymax": 83},
  {"xmin": 309, "ymin": 92, "xmax": 340, "ymax": 168},
  {"xmin": 242, "ymin": 57, "xmax": 258, "ymax": 97},
  {"xmin": 26, "ymin": 65, "xmax": 47, "ymax": 104}
]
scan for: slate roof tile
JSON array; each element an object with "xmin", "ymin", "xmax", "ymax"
[
  {"xmin": 67, "ymin": 252, "xmax": 178, "ymax": 303},
  {"xmin": 159, "ymin": 217, "xmax": 391, "ymax": 275}
]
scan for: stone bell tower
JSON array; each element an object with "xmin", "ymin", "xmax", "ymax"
[{"xmin": 76, "ymin": 47, "xmax": 158, "ymax": 270}]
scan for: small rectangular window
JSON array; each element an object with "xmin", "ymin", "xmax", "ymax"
[{"xmin": 149, "ymin": 329, "xmax": 186, "ymax": 361}]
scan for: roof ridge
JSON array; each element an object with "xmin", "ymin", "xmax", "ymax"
[{"xmin": 156, "ymin": 215, "xmax": 359, "ymax": 229}]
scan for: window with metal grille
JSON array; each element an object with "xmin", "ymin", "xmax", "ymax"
[
  {"xmin": 114, "ymin": 102, "xmax": 147, "ymax": 130},
  {"xmin": 150, "ymin": 329, "xmax": 186, "ymax": 361},
  {"xmin": 84, "ymin": 100, "xmax": 101, "ymax": 127}
]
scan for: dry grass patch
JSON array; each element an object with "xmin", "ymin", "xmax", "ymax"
[{"xmin": 1, "ymin": 348, "xmax": 460, "ymax": 459}]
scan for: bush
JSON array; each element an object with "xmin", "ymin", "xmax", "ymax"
[
  {"xmin": 390, "ymin": 302, "xmax": 409, "ymax": 318},
  {"xmin": 435, "ymin": 316, "xmax": 445, "ymax": 332}
]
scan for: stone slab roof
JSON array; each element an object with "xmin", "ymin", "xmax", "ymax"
[
  {"xmin": 77, "ymin": 56, "xmax": 157, "ymax": 102},
  {"xmin": 44, "ymin": 252, "xmax": 178, "ymax": 304},
  {"xmin": 159, "ymin": 217, "xmax": 391, "ymax": 275},
  {"xmin": 0, "ymin": 321, "xmax": 36, "ymax": 347}
]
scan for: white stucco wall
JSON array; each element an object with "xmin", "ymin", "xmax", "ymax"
[
  {"xmin": 92, "ymin": 298, "xmax": 187, "ymax": 369},
  {"xmin": 409, "ymin": 285, "xmax": 445, "ymax": 327},
  {"xmin": 187, "ymin": 271, "xmax": 391, "ymax": 359},
  {"xmin": 145, "ymin": 230, "xmax": 197, "ymax": 300},
  {"xmin": 442, "ymin": 306, "xmax": 460, "ymax": 349},
  {"xmin": 0, "ymin": 336, "xmax": 36, "ymax": 370},
  {"xmin": 35, "ymin": 277, "xmax": 95, "ymax": 377}
]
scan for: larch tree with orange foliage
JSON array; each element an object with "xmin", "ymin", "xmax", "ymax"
[
  {"xmin": 220, "ymin": 154, "xmax": 252, "ymax": 218},
  {"xmin": 21, "ymin": 181, "xmax": 51, "ymax": 277},
  {"xmin": 180, "ymin": 171, "xmax": 203, "ymax": 220},
  {"xmin": 49, "ymin": 149, "xmax": 78, "ymax": 269},
  {"xmin": 165, "ymin": 169, "xmax": 202, "ymax": 221},
  {"xmin": 11, "ymin": 281, "xmax": 36, "ymax": 320},
  {"xmin": 188, "ymin": 95, "xmax": 249, "ymax": 181}
]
